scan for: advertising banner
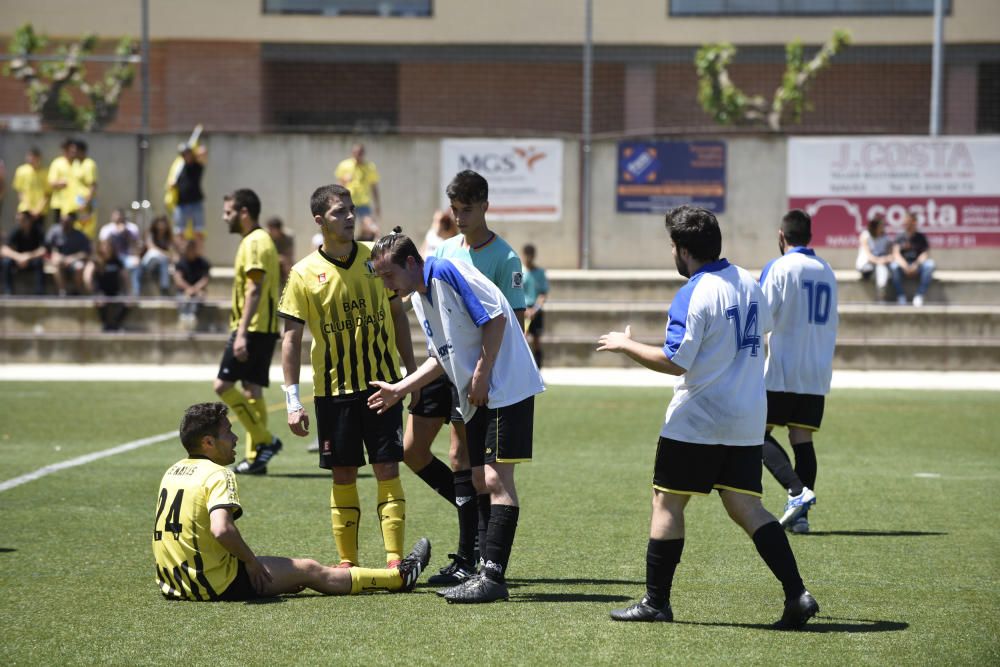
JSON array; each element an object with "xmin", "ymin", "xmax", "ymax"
[
  {"xmin": 440, "ymin": 139, "xmax": 562, "ymax": 221},
  {"xmin": 616, "ymin": 141, "xmax": 726, "ymax": 214},
  {"xmin": 788, "ymin": 137, "xmax": 1000, "ymax": 248}
]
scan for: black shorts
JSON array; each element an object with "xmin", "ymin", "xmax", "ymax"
[
  {"xmin": 408, "ymin": 373, "xmax": 462, "ymax": 423},
  {"xmin": 315, "ymin": 390, "xmax": 404, "ymax": 469},
  {"xmin": 217, "ymin": 331, "xmax": 278, "ymax": 387},
  {"xmin": 466, "ymin": 396, "xmax": 534, "ymax": 467},
  {"xmin": 526, "ymin": 309, "xmax": 545, "ymax": 336},
  {"xmin": 218, "ymin": 561, "xmax": 259, "ymax": 602},
  {"xmin": 766, "ymin": 392, "xmax": 825, "ymax": 432},
  {"xmin": 652, "ymin": 437, "xmax": 763, "ymax": 497}
]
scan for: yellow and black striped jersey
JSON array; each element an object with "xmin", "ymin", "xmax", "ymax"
[
  {"xmin": 152, "ymin": 456, "xmax": 242, "ymax": 601},
  {"xmin": 231, "ymin": 227, "xmax": 281, "ymax": 334},
  {"xmin": 278, "ymin": 242, "xmax": 401, "ymax": 397}
]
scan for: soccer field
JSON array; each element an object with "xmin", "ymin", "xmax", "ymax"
[{"xmin": 1, "ymin": 381, "xmax": 997, "ymax": 665}]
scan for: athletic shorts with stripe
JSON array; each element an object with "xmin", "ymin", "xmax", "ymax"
[
  {"xmin": 766, "ymin": 391, "xmax": 825, "ymax": 432},
  {"xmin": 408, "ymin": 372, "xmax": 462, "ymax": 423},
  {"xmin": 315, "ymin": 390, "xmax": 404, "ymax": 469},
  {"xmin": 216, "ymin": 331, "xmax": 278, "ymax": 387},
  {"xmin": 466, "ymin": 396, "xmax": 534, "ymax": 467},
  {"xmin": 653, "ymin": 437, "xmax": 763, "ymax": 497}
]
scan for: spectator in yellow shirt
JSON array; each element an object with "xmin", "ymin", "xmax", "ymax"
[
  {"xmin": 47, "ymin": 139, "xmax": 78, "ymax": 226},
  {"xmin": 13, "ymin": 147, "xmax": 48, "ymax": 230},
  {"xmin": 71, "ymin": 139, "xmax": 99, "ymax": 239},
  {"xmin": 335, "ymin": 143, "xmax": 381, "ymax": 240}
]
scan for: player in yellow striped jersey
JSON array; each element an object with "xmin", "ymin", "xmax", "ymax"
[
  {"xmin": 212, "ymin": 189, "xmax": 283, "ymax": 475},
  {"xmin": 279, "ymin": 184, "xmax": 417, "ymax": 568},
  {"xmin": 153, "ymin": 402, "xmax": 431, "ymax": 601}
]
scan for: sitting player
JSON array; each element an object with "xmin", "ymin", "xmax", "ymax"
[{"xmin": 152, "ymin": 402, "xmax": 430, "ymax": 601}]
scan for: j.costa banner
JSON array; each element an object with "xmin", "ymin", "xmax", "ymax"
[
  {"xmin": 616, "ymin": 141, "xmax": 726, "ymax": 214},
  {"xmin": 788, "ymin": 137, "xmax": 1000, "ymax": 248},
  {"xmin": 440, "ymin": 139, "xmax": 563, "ymax": 221}
]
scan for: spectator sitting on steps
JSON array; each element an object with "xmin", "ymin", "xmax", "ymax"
[
  {"xmin": 45, "ymin": 212, "xmax": 91, "ymax": 296},
  {"xmin": 890, "ymin": 213, "xmax": 935, "ymax": 307},
  {"xmin": 174, "ymin": 239, "xmax": 212, "ymax": 331},
  {"xmin": 856, "ymin": 215, "xmax": 893, "ymax": 301}
]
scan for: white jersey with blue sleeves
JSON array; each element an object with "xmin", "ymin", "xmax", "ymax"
[
  {"xmin": 411, "ymin": 257, "xmax": 544, "ymax": 421},
  {"xmin": 661, "ymin": 259, "xmax": 773, "ymax": 446},
  {"xmin": 759, "ymin": 247, "xmax": 839, "ymax": 395}
]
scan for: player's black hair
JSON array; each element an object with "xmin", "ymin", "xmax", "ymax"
[
  {"xmin": 664, "ymin": 205, "xmax": 722, "ymax": 262},
  {"xmin": 781, "ymin": 209, "xmax": 812, "ymax": 246},
  {"xmin": 310, "ymin": 184, "xmax": 352, "ymax": 217},
  {"xmin": 28, "ymin": 146, "xmax": 41, "ymax": 157},
  {"xmin": 446, "ymin": 170, "xmax": 488, "ymax": 204},
  {"xmin": 179, "ymin": 402, "xmax": 229, "ymax": 453},
  {"xmin": 74, "ymin": 139, "xmax": 88, "ymax": 154},
  {"xmin": 372, "ymin": 226, "xmax": 422, "ymax": 268},
  {"xmin": 266, "ymin": 216, "xmax": 283, "ymax": 229},
  {"xmin": 523, "ymin": 243, "xmax": 536, "ymax": 257},
  {"xmin": 225, "ymin": 188, "xmax": 261, "ymax": 221},
  {"xmin": 867, "ymin": 214, "xmax": 885, "ymax": 237}
]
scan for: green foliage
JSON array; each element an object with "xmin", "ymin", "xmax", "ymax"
[
  {"xmin": 1, "ymin": 381, "xmax": 998, "ymax": 664},
  {"xmin": 4, "ymin": 23, "xmax": 136, "ymax": 131},
  {"xmin": 696, "ymin": 29, "xmax": 851, "ymax": 132}
]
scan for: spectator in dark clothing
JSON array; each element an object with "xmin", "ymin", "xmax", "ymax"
[
  {"xmin": 174, "ymin": 239, "xmax": 212, "ymax": 330},
  {"xmin": 890, "ymin": 213, "xmax": 935, "ymax": 307},
  {"xmin": 141, "ymin": 214, "xmax": 175, "ymax": 296},
  {"xmin": 169, "ymin": 143, "xmax": 208, "ymax": 251},
  {"xmin": 45, "ymin": 212, "xmax": 91, "ymax": 295},
  {"xmin": 266, "ymin": 216, "xmax": 294, "ymax": 286},
  {"xmin": 86, "ymin": 238, "xmax": 129, "ymax": 330},
  {"xmin": 2, "ymin": 210, "xmax": 47, "ymax": 294}
]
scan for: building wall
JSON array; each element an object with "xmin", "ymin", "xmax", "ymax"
[{"xmin": 1, "ymin": 133, "xmax": 993, "ymax": 271}]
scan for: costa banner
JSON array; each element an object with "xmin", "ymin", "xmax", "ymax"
[
  {"xmin": 440, "ymin": 139, "xmax": 563, "ymax": 221},
  {"xmin": 788, "ymin": 137, "xmax": 1000, "ymax": 248}
]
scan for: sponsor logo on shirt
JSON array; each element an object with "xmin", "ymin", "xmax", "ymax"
[
  {"xmin": 318, "ymin": 272, "xmax": 327, "ymax": 284},
  {"xmin": 511, "ymin": 271, "xmax": 523, "ymax": 289}
]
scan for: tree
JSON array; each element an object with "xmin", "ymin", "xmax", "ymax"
[
  {"xmin": 3, "ymin": 23, "xmax": 137, "ymax": 131},
  {"xmin": 695, "ymin": 30, "xmax": 851, "ymax": 132}
]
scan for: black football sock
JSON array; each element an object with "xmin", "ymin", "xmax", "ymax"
[
  {"xmin": 533, "ymin": 347, "xmax": 543, "ymax": 369},
  {"xmin": 415, "ymin": 457, "xmax": 456, "ymax": 504},
  {"xmin": 476, "ymin": 494, "xmax": 492, "ymax": 565},
  {"xmin": 645, "ymin": 537, "xmax": 683, "ymax": 609},
  {"xmin": 752, "ymin": 521, "xmax": 806, "ymax": 600},
  {"xmin": 453, "ymin": 469, "xmax": 477, "ymax": 564},
  {"xmin": 763, "ymin": 433, "xmax": 804, "ymax": 496},
  {"xmin": 482, "ymin": 504, "xmax": 519, "ymax": 582},
  {"xmin": 792, "ymin": 441, "xmax": 817, "ymax": 491}
]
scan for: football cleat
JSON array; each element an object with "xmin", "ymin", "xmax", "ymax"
[
  {"xmin": 443, "ymin": 573, "xmax": 509, "ymax": 604},
  {"xmin": 610, "ymin": 595, "xmax": 674, "ymax": 622},
  {"xmin": 234, "ymin": 437, "xmax": 283, "ymax": 475},
  {"xmin": 779, "ymin": 487, "xmax": 816, "ymax": 526},
  {"xmin": 773, "ymin": 590, "xmax": 820, "ymax": 630},
  {"xmin": 427, "ymin": 553, "xmax": 477, "ymax": 586},
  {"xmin": 396, "ymin": 537, "xmax": 432, "ymax": 592}
]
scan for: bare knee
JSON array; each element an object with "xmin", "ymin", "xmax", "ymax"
[
  {"xmin": 373, "ymin": 461, "xmax": 399, "ymax": 481},
  {"xmin": 213, "ymin": 378, "xmax": 231, "ymax": 395},
  {"xmin": 332, "ymin": 466, "xmax": 359, "ymax": 485}
]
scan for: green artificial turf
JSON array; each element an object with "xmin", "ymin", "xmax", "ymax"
[{"xmin": 0, "ymin": 382, "xmax": 997, "ymax": 665}]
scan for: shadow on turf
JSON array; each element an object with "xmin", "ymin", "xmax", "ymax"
[
  {"xmin": 512, "ymin": 592, "xmax": 634, "ymax": 603},
  {"xmin": 0, "ymin": 547, "xmax": 16, "ymax": 553},
  {"xmin": 507, "ymin": 578, "xmax": 643, "ymax": 587},
  {"xmin": 676, "ymin": 616, "xmax": 908, "ymax": 634},
  {"xmin": 802, "ymin": 530, "xmax": 946, "ymax": 537},
  {"xmin": 264, "ymin": 473, "xmax": 333, "ymax": 479}
]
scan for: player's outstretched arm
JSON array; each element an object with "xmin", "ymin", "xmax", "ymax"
[
  {"xmin": 281, "ymin": 320, "xmax": 310, "ymax": 436},
  {"xmin": 369, "ymin": 357, "xmax": 443, "ymax": 414},
  {"xmin": 210, "ymin": 507, "xmax": 273, "ymax": 593},
  {"xmin": 597, "ymin": 325, "xmax": 687, "ymax": 376}
]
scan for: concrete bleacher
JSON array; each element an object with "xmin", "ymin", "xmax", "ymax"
[{"xmin": 2, "ymin": 268, "xmax": 999, "ymax": 370}]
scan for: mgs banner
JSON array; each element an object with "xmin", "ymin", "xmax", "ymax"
[
  {"xmin": 788, "ymin": 137, "xmax": 1000, "ymax": 248},
  {"xmin": 440, "ymin": 139, "xmax": 563, "ymax": 221},
  {"xmin": 616, "ymin": 141, "xmax": 726, "ymax": 214}
]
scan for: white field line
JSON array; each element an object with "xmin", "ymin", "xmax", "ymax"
[{"xmin": 0, "ymin": 431, "xmax": 175, "ymax": 493}]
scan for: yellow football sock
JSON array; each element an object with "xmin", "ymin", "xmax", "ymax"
[
  {"xmin": 219, "ymin": 388, "xmax": 271, "ymax": 461},
  {"xmin": 331, "ymin": 483, "xmax": 361, "ymax": 566},
  {"xmin": 377, "ymin": 477, "xmax": 406, "ymax": 563},
  {"xmin": 246, "ymin": 397, "xmax": 272, "ymax": 459},
  {"xmin": 349, "ymin": 566, "xmax": 403, "ymax": 594}
]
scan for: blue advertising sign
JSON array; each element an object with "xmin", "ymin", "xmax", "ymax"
[{"xmin": 616, "ymin": 141, "xmax": 726, "ymax": 214}]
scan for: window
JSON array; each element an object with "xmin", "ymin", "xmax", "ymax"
[
  {"xmin": 263, "ymin": 0, "xmax": 432, "ymax": 17},
  {"xmin": 670, "ymin": 0, "xmax": 951, "ymax": 16}
]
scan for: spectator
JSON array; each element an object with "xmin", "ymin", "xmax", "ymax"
[
  {"xmin": 891, "ymin": 213, "xmax": 935, "ymax": 307},
  {"xmin": 45, "ymin": 212, "xmax": 91, "ymax": 296},
  {"xmin": 856, "ymin": 216, "xmax": 893, "ymax": 301},
  {"xmin": 335, "ymin": 143, "xmax": 381, "ymax": 240},
  {"xmin": 419, "ymin": 208, "xmax": 457, "ymax": 257},
  {"xmin": 174, "ymin": 239, "xmax": 212, "ymax": 330},
  {"xmin": 12, "ymin": 147, "xmax": 48, "ymax": 230},
  {"xmin": 85, "ymin": 238, "xmax": 129, "ymax": 331},
  {"xmin": 265, "ymin": 216, "xmax": 294, "ymax": 286},
  {"xmin": 141, "ymin": 215, "xmax": 175, "ymax": 296},
  {"xmin": 99, "ymin": 209, "xmax": 143, "ymax": 297},
  {"xmin": 1, "ymin": 211, "xmax": 47, "ymax": 295},
  {"xmin": 47, "ymin": 138, "xmax": 77, "ymax": 227},
  {"xmin": 522, "ymin": 243, "xmax": 549, "ymax": 368},
  {"xmin": 71, "ymin": 140, "xmax": 99, "ymax": 240},
  {"xmin": 167, "ymin": 143, "xmax": 208, "ymax": 251}
]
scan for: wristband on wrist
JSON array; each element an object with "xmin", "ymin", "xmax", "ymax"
[{"xmin": 282, "ymin": 384, "xmax": 304, "ymax": 414}]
